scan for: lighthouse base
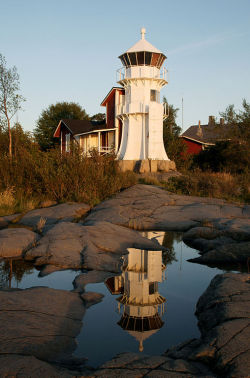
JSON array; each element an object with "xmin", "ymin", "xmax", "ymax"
[{"xmin": 118, "ymin": 159, "xmax": 176, "ymax": 173}]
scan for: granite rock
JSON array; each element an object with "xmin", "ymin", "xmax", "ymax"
[
  {"xmin": 0, "ymin": 227, "xmax": 39, "ymax": 258},
  {"xmin": 25, "ymin": 221, "xmax": 163, "ymax": 274}
]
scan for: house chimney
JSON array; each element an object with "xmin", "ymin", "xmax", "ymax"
[
  {"xmin": 220, "ymin": 117, "xmax": 225, "ymax": 126},
  {"xmin": 197, "ymin": 120, "xmax": 203, "ymax": 137},
  {"xmin": 208, "ymin": 116, "xmax": 215, "ymax": 126}
]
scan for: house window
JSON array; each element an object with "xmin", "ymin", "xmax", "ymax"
[
  {"xmin": 150, "ymin": 90, "xmax": 160, "ymax": 102},
  {"xmin": 149, "ymin": 282, "xmax": 158, "ymax": 295},
  {"xmin": 65, "ymin": 133, "xmax": 71, "ymax": 152}
]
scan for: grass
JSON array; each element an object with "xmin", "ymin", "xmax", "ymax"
[
  {"xmin": 0, "ymin": 148, "xmax": 136, "ymax": 216},
  {"xmin": 0, "ymin": 145, "xmax": 249, "ymax": 218},
  {"xmin": 164, "ymin": 170, "xmax": 250, "ymax": 203}
]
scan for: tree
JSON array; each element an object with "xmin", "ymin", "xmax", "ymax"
[
  {"xmin": 219, "ymin": 99, "xmax": 250, "ymax": 142},
  {"xmin": 0, "ymin": 54, "xmax": 25, "ymax": 157},
  {"xmin": 163, "ymin": 97, "xmax": 187, "ymax": 168},
  {"xmin": 90, "ymin": 113, "xmax": 106, "ymax": 122},
  {"xmin": 34, "ymin": 102, "xmax": 89, "ymax": 150},
  {"xmin": 0, "ymin": 122, "xmax": 35, "ymax": 156}
]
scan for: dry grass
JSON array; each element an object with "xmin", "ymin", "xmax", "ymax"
[
  {"xmin": 165, "ymin": 170, "xmax": 250, "ymax": 203},
  {"xmin": 0, "ymin": 148, "xmax": 136, "ymax": 216}
]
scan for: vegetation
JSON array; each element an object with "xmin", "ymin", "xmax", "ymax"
[
  {"xmin": 163, "ymin": 97, "xmax": 186, "ymax": 168},
  {"xmin": 193, "ymin": 140, "xmax": 250, "ymax": 174},
  {"xmin": 165, "ymin": 171, "xmax": 250, "ymax": 203},
  {"xmin": 34, "ymin": 102, "xmax": 89, "ymax": 150},
  {"xmin": 0, "ymin": 54, "xmax": 25, "ymax": 157},
  {"xmin": 0, "ymin": 135, "xmax": 136, "ymax": 215}
]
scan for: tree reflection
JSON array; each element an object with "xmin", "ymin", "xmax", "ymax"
[
  {"xmin": 162, "ymin": 231, "xmax": 181, "ymax": 265},
  {"xmin": 0, "ymin": 258, "xmax": 34, "ymax": 288}
]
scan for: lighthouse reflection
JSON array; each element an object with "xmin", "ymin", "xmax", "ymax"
[{"xmin": 105, "ymin": 231, "xmax": 167, "ymax": 352}]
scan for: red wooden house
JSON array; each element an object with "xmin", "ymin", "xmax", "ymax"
[
  {"xmin": 180, "ymin": 116, "xmax": 229, "ymax": 155},
  {"xmin": 53, "ymin": 87, "xmax": 125, "ymax": 154}
]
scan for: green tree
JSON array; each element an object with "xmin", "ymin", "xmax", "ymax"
[
  {"xmin": 34, "ymin": 102, "xmax": 89, "ymax": 150},
  {"xmin": 0, "ymin": 123, "xmax": 35, "ymax": 156},
  {"xmin": 219, "ymin": 99, "xmax": 250, "ymax": 142},
  {"xmin": 163, "ymin": 97, "xmax": 187, "ymax": 168},
  {"xmin": 0, "ymin": 54, "xmax": 25, "ymax": 157},
  {"xmin": 90, "ymin": 113, "xmax": 106, "ymax": 121}
]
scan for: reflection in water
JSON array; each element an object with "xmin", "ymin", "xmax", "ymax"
[
  {"xmin": 0, "ymin": 258, "xmax": 34, "ymax": 288},
  {"xmin": 106, "ymin": 231, "xmax": 170, "ymax": 352}
]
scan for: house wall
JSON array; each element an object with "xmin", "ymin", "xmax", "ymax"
[
  {"xmin": 60, "ymin": 124, "xmax": 73, "ymax": 153},
  {"xmin": 106, "ymin": 91, "xmax": 116, "ymax": 129},
  {"xmin": 182, "ymin": 138, "xmax": 203, "ymax": 154}
]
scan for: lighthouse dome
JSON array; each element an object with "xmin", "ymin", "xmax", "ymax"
[{"xmin": 119, "ymin": 28, "xmax": 166, "ymax": 68}]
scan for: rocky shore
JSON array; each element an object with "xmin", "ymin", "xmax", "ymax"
[{"xmin": 0, "ymin": 184, "xmax": 249, "ymax": 377}]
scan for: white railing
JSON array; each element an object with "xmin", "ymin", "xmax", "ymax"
[
  {"xmin": 116, "ymin": 65, "xmax": 168, "ymax": 82},
  {"xmin": 116, "ymin": 103, "xmax": 148, "ymax": 116},
  {"xmin": 99, "ymin": 146, "xmax": 113, "ymax": 154},
  {"xmin": 163, "ymin": 102, "xmax": 169, "ymax": 120}
]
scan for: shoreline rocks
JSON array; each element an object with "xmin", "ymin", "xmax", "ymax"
[
  {"xmin": 24, "ymin": 221, "xmax": 163, "ymax": 274},
  {"xmin": 0, "ymin": 228, "xmax": 39, "ymax": 258},
  {"xmin": 0, "ymin": 185, "xmax": 249, "ymax": 376}
]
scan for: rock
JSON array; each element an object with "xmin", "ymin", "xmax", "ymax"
[
  {"xmin": 94, "ymin": 368, "xmax": 149, "ymax": 377},
  {"xmin": 96, "ymin": 352, "xmax": 214, "ymax": 377},
  {"xmin": 25, "ymin": 221, "xmax": 163, "ymax": 274},
  {"xmin": 118, "ymin": 160, "xmax": 136, "ymax": 172},
  {"xmin": 81, "ymin": 292, "xmax": 104, "ymax": 308},
  {"xmin": 0, "ymin": 219, "xmax": 8, "ymax": 229},
  {"xmin": 194, "ymin": 273, "xmax": 250, "ymax": 377},
  {"xmin": 0, "ymin": 287, "xmax": 85, "ymax": 362},
  {"xmin": 189, "ymin": 241, "xmax": 250, "ymax": 267},
  {"xmin": 84, "ymin": 185, "xmax": 249, "ymax": 234},
  {"xmin": 73, "ymin": 270, "xmax": 115, "ymax": 292},
  {"xmin": 83, "ymin": 185, "xmax": 250, "ymax": 266},
  {"xmin": 39, "ymin": 199, "xmax": 57, "ymax": 208},
  {"xmin": 0, "ymin": 228, "xmax": 39, "ymax": 258},
  {"xmin": 19, "ymin": 202, "xmax": 90, "ymax": 230},
  {"xmin": 139, "ymin": 159, "xmax": 150, "ymax": 173},
  {"xmin": 0, "ymin": 354, "xmax": 81, "ymax": 377}
]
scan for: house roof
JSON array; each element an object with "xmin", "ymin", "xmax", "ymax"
[
  {"xmin": 54, "ymin": 119, "xmax": 106, "ymax": 138},
  {"xmin": 181, "ymin": 123, "xmax": 230, "ymax": 145},
  {"xmin": 100, "ymin": 87, "xmax": 124, "ymax": 107}
]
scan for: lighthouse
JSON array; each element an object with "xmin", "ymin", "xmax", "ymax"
[
  {"xmin": 105, "ymin": 231, "xmax": 167, "ymax": 352},
  {"xmin": 116, "ymin": 28, "xmax": 175, "ymax": 172}
]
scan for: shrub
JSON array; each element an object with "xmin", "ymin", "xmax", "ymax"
[
  {"xmin": 165, "ymin": 170, "xmax": 250, "ymax": 203},
  {"xmin": 193, "ymin": 141, "xmax": 250, "ymax": 174},
  {"xmin": 0, "ymin": 147, "xmax": 136, "ymax": 214}
]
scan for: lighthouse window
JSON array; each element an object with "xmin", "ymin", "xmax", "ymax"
[
  {"xmin": 150, "ymin": 89, "xmax": 160, "ymax": 102},
  {"xmin": 120, "ymin": 55, "xmax": 127, "ymax": 67},
  {"xmin": 137, "ymin": 51, "xmax": 145, "ymax": 65},
  {"xmin": 123, "ymin": 54, "xmax": 130, "ymax": 67},
  {"xmin": 149, "ymin": 282, "xmax": 158, "ymax": 295},
  {"xmin": 145, "ymin": 51, "xmax": 152, "ymax": 65},
  {"xmin": 128, "ymin": 52, "xmax": 137, "ymax": 66},
  {"xmin": 151, "ymin": 52, "xmax": 160, "ymax": 66}
]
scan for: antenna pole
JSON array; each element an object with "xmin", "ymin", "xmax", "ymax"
[{"xmin": 181, "ymin": 97, "xmax": 183, "ymax": 131}]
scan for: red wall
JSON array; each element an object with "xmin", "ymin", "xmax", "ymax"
[
  {"xmin": 182, "ymin": 138, "xmax": 203, "ymax": 155},
  {"xmin": 106, "ymin": 91, "xmax": 115, "ymax": 129}
]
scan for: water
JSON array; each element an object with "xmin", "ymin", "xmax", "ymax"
[{"xmin": 0, "ymin": 232, "xmax": 226, "ymax": 368}]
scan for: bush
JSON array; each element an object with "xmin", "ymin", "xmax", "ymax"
[
  {"xmin": 193, "ymin": 141, "xmax": 250, "ymax": 174},
  {"xmin": 0, "ymin": 147, "xmax": 136, "ymax": 214},
  {"xmin": 165, "ymin": 170, "xmax": 250, "ymax": 203}
]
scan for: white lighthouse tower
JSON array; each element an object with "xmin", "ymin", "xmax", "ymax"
[{"xmin": 116, "ymin": 28, "xmax": 175, "ymax": 172}]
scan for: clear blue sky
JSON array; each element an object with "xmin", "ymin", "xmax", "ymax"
[{"xmin": 1, "ymin": 0, "xmax": 249, "ymax": 131}]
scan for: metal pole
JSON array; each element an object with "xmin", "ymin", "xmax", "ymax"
[{"xmin": 182, "ymin": 97, "xmax": 184, "ymax": 131}]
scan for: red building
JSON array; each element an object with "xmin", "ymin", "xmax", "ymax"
[
  {"xmin": 180, "ymin": 116, "xmax": 228, "ymax": 155},
  {"xmin": 54, "ymin": 87, "xmax": 125, "ymax": 154}
]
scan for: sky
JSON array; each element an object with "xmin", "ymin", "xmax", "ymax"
[{"xmin": 0, "ymin": 0, "xmax": 250, "ymax": 132}]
